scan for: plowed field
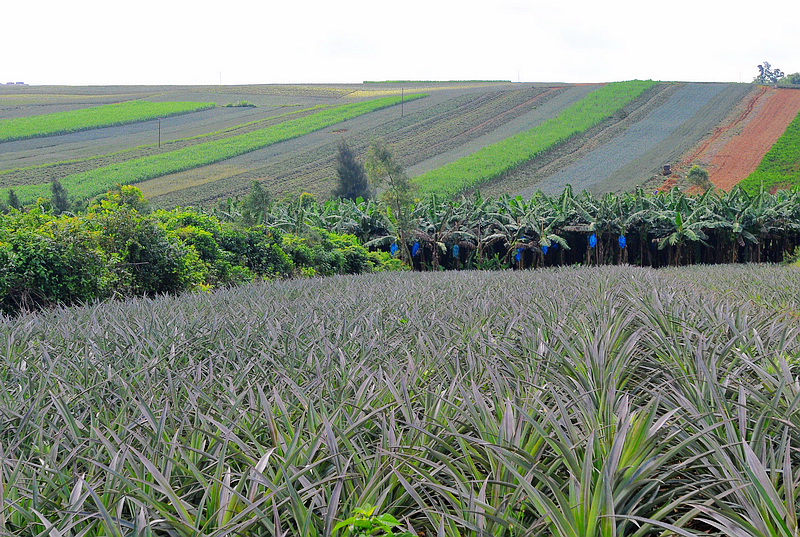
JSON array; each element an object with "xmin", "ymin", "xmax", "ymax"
[
  {"xmin": 2, "ymin": 81, "xmax": 799, "ymax": 208},
  {"xmin": 677, "ymin": 87, "xmax": 800, "ymax": 190},
  {"xmin": 512, "ymin": 83, "xmax": 752, "ymax": 197}
]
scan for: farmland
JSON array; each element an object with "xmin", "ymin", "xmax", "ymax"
[
  {"xmin": 514, "ymin": 83, "xmax": 753, "ymax": 197},
  {"xmin": 412, "ymin": 80, "xmax": 657, "ymax": 196},
  {"xmin": 675, "ymin": 87, "xmax": 800, "ymax": 192},
  {"xmin": 738, "ymin": 94, "xmax": 800, "ymax": 192},
  {"xmin": 0, "ymin": 100, "xmax": 215, "ymax": 142},
  {"xmin": 2, "ymin": 94, "xmax": 426, "ymax": 204},
  {"xmin": 1, "ymin": 80, "xmax": 799, "ymax": 209},
  {"xmin": 2, "ymin": 264, "xmax": 800, "ymax": 535},
  {"xmin": 3, "ymin": 78, "xmax": 800, "ymax": 537}
]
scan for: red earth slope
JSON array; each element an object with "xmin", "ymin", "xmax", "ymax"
[{"xmin": 678, "ymin": 87, "xmax": 800, "ymax": 190}]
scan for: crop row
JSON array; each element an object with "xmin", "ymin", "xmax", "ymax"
[
  {"xmin": 390, "ymin": 86, "xmax": 556, "ymax": 165},
  {"xmin": 413, "ymin": 80, "xmax": 657, "ymax": 197},
  {"xmin": 740, "ymin": 107, "xmax": 800, "ymax": 192},
  {"xmin": 148, "ymin": 88, "xmax": 566, "ymax": 208},
  {"xmin": 526, "ymin": 82, "xmax": 745, "ymax": 195},
  {"xmin": 1, "ymin": 265, "xmax": 799, "ymax": 535},
  {"xmin": 5, "ymin": 94, "xmax": 425, "ymax": 203},
  {"xmin": 0, "ymin": 100, "xmax": 215, "ymax": 142},
  {"xmin": 0, "ymin": 106, "xmax": 326, "ymax": 189}
]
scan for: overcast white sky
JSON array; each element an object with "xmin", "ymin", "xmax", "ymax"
[{"xmin": 4, "ymin": 0, "xmax": 799, "ymax": 86}]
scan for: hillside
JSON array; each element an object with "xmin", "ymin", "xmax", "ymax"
[{"xmin": 1, "ymin": 81, "xmax": 798, "ymax": 208}]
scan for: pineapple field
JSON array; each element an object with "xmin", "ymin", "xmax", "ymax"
[{"xmin": 1, "ymin": 264, "xmax": 800, "ymax": 536}]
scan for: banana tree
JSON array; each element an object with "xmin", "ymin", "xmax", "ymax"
[{"xmin": 651, "ymin": 190, "xmax": 717, "ymax": 266}]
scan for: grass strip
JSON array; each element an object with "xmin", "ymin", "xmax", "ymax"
[
  {"xmin": 0, "ymin": 100, "xmax": 215, "ymax": 142},
  {"xmin": 0, "ymin": 105, "xmax": 325, "ymax": 183},
  {"xmin": 739, "ymin": 108, "xmax": 800, "ymax": 192},
  {"xmin": 413, "ymin": 80, "xmax": 656, "ymax": 197},
  {"xmin": 7, "ymin": 94, "xmax": 426, "ymax": 203}
]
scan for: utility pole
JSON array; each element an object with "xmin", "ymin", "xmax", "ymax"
[
  {"xmin": 158, "ymin": 117, "xmax": 161, "ymax": 148},
  {"xmin": 401, "ymin": 87, "xmax": 404, "ymax": 118}
]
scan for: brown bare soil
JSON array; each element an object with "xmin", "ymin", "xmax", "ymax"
[{"xmin": 674, "ymin": 87, "xmax": 800, "ymax": 191}]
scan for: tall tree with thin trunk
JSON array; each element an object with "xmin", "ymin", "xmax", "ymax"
[
  {"xmin": 7, "ymin": 189, "xmax": 21, "ymax": 211},
  {"xmin": 366, "ymin": 139, "xmax": 415, "ymax": 262}
]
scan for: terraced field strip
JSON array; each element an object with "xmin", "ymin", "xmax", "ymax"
[
  {"xmin": 407, "ymin": 85, "xmax": 599, "ymax": 179},
  {"xmin": 400, "ymin": 86, "xmax": 568, "ymax": 169},
  {"xmin": 711, "ymin": 88, "xmax": 800, "ymax": 191},
  {"xmin": 521, "ymin": 83, "xmax": 745, "ymax": 196},
  {"xmin": 0, "ymin": 106, "xmax": 325, "ymax": 183},
  {"xmin": 412, "ymin": 80, "xmax": 656, "ymax": 197},
  {"xmin": 0, "ymin": 100, "xmax": 215, "ymax": 142},
  {"xmin": 3, "ymin": 94, "xmax": 425, "ymax": 203},
  {"xmin": 146, "ymin": 86, "xmax": 581, "ymax": 207}
]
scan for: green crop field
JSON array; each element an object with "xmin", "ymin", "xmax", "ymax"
[
  {"xmin": 740, "ymin": 108, "xmax": 800, "ymax": 192},
  {"xmin": 0, "ymin": 100, "xmax": 215, "ymax": 142},
  {"xmin": 2, "ymin": 264, "xmax": 800, "ymax": 536},
  {"xmin": 2, "ymin": 94, "xmax": 425, "ymax": 204},
  {"xmin": 413, "ymin": 80, "xmax": 656, "ymax": 196}
]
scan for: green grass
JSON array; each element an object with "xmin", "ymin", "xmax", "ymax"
[
  {"xmin": 0, "ymin": 100, "xmax": 215, "ymax": 142},
  {"xmin": 413, "ymin": 80, "xmax": 657, "ymax": 197},
  {"xmin": 5, "ymin": 94, "xmax": 426, "ymax": 203},
  {"xmin": 740, "ymin": 108, "xmax": 800, "ymax": 192}
]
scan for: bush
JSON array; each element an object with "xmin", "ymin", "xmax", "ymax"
[
  {"xmin": 687, "ymin": 165, "xmax": 713, "ymax": 190},
  {"xmin": 217, "ymin": 226, "xmax": 294, "ymax": 278},
  {"xmin": 282, "ymin": 227, "xmax": 374, "ymax": 277},
  {"xmin": 0, "ymin": 196, "xmax": 397, "ymax": 315},
  {"xmin": 97, "ymin": 209, "xmax": 203, "ymax": 296},
  {"xmin": 0, "ymin": 212, "xmax": 114, "ymax": 314}
]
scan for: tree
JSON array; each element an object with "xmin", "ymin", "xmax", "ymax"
[
  {"xmin": 779, "ymin": 72, "xmax": 800, "ymax": 86},
  {"xmin": 241, "ymin": 180, "xmax": 272, "ymax": 227},
  {"xmin": 756, "ymin": 61, "xmax": 785, "ymax": 84},
  {"xmin": 366, "ymin": 139, "xmax": 415, "ymax": 262},
  {"xmin": 7, "ymin": 189, "xmax": 21, "ymax": 211},
  {"xmin": 687, "ymin": 165, "xmax": 713, "ymax": 191},
  {"xmin": 50, "ymin": 179, "xmax": 70, "ymax": 215},
  {"xmin": 333, "ymin": 139, "xmax": 370, "ymax": 201}
]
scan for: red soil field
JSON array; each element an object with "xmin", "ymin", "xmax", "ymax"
[{"xmin": 681, "ymin": 88, "xmax": 800, "ymax": 190}]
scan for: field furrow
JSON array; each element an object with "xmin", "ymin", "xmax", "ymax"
[
  {"xmin": 405, "ymin": 84, "xmax": 599, "ymax": 177},
  {"xmin": 147, "ymin": 85, "xmax": 586, "ymax": 206},
  {"xmin": 700, "ymin": 88, "xmax": 800, "ymax": 190},
  {"xmin": 517, "ymin": 83, "xmax": 748, "ymax": 196}
]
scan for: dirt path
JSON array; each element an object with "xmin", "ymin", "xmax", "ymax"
[{"xmin": 677, "ymin": 87, "xmax": 800, "ymax": 190}]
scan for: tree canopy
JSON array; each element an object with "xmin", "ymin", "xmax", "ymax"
[
  {"xmin": 333, "ymin": 139, "xmax": 371, "ymax": 201},
  {"xmin": 756, "ymin": 61, "xmax": 785, "ymax": 84}
]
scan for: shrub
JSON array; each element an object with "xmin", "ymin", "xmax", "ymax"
[
  {"xmin": 687, "ymin": 165, "xmax": 713, "ymax": 190},
  {"xmin": 0, "ymin": 213, "xmax": 114, "ymax": 313},
  {"xmin": 217, "ymin": 226, "xmax": 294, "ymax": 278},
  {"xmin": 97, "ymin": 209, "xmax": 202, "ymax": 296}
]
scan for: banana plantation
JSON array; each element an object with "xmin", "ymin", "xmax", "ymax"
[{"xmin": 227, "ymin": 185, "xmax": 800, "ymax": 271}]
